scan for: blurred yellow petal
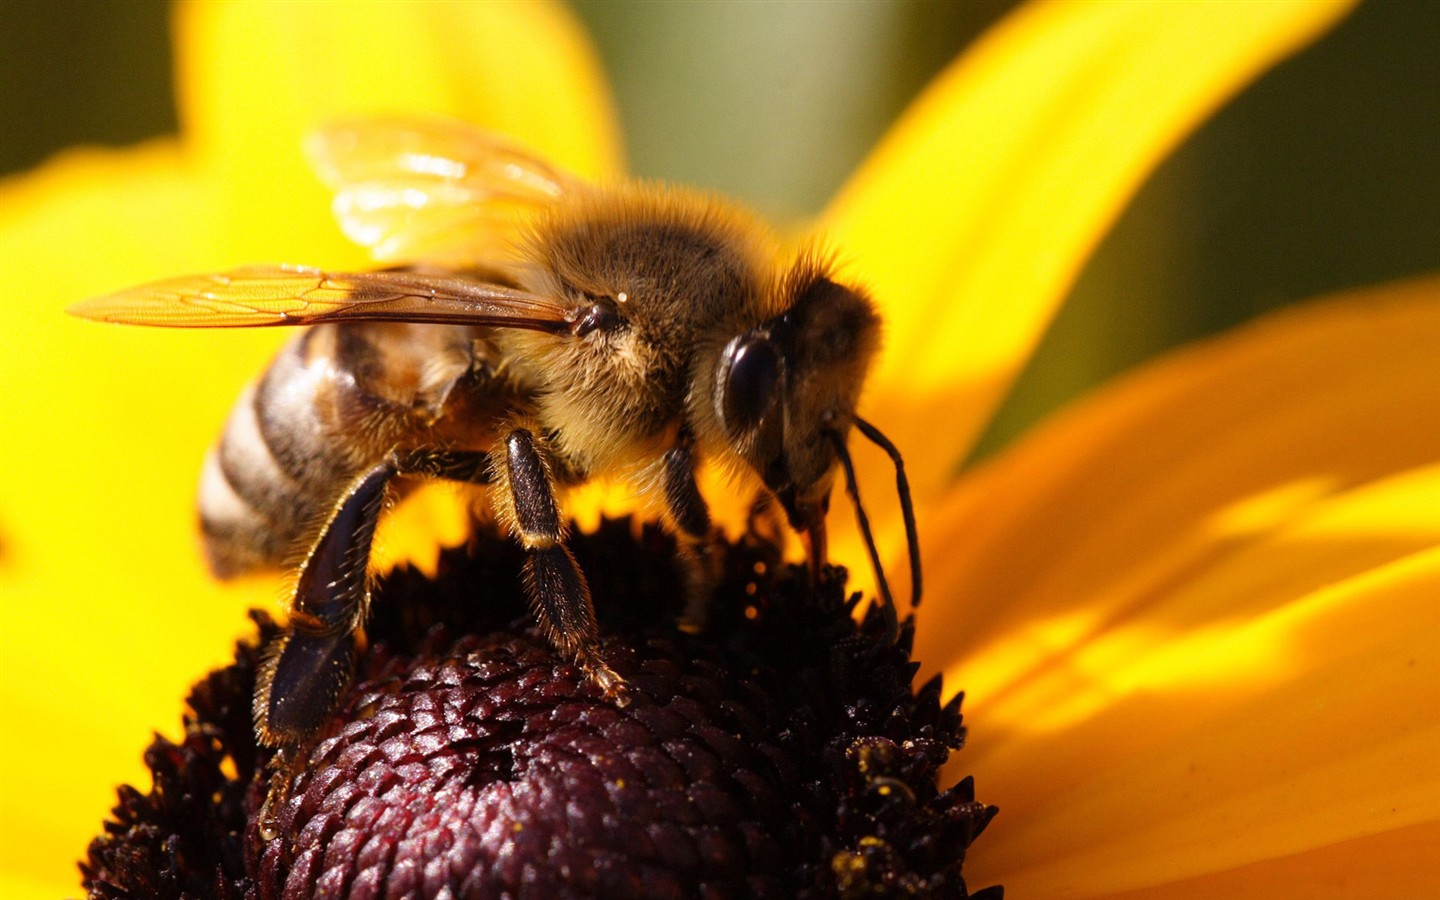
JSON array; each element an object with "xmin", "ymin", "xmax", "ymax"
[
  {"xmin": 0, "ymin": 144, "xmax": 276, "ymax": 894},
  {"xmin": 911, "ymin": 279, "xmax": 1440, "ymax": 895},
  {"xmin": 0, "ymin": 872, "xmax": 60, "ymax": 900},
  {"xmin": 175, "ymin": 0, "xmax": 622, "ymax": 263},
  {"xmin": 825, "ymin": 0, "xmax": 1356, "ymax": 510}
]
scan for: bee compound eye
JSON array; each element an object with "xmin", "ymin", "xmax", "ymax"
[
  {"xmin": 572, "ymin": 297, "xmax": 623, "ymax": 337},
  {"xmin": 719, "ymin": 334, "xmax": 780, "ymax": 436}
]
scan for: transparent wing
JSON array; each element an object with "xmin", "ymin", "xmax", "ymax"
[
  {"xmin": 69, "ymin": 265, "xmax": 573, "ymax": 331},
  {"xmin": 306, "ymin": 117, "xmax": 586, "ymax": 265}
]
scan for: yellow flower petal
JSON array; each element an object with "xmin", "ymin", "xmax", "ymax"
[
  {"xmin": 0, "ymin": 872, "xmax": 60, "ymax": 900},
  {"xmin": 910, "ymin": 280, "xmax": 1440, "ymax": 894},
  {"xmin": 918, "ymin": 278, "xmax": 1440, "ymax": 673},
  {"xmin": 824, "ymin": 0, "xmax": 1357, "ymax": 508},
  {"xmin": 1084, "ymin": 821, "xmax": 1440, "ymax": 900},
  {"xmin": 0, "ymin": 145, "xmax": 278, "ymax": 894},
  {"xmin": 973, "ymin": 540, "xmax": 1440, "ymax": 896}
]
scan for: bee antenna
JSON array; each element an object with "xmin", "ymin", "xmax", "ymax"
[
  {"xmin": 851, "ymin": 415, "xmax": 922, "ymax": 608},
  {"xmin": 825, "ymin": 429, "xmax": 899, "ymax": 642}
]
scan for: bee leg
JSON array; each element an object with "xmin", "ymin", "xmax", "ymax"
[
  {"xmin": 253, "ymin": 461, "xmax": 392, "ymax": 839},
  {"xmin": 395, "ymin": 448, "xmax": 492, "ymax": 484},
  {"xmin": 502, "ymin": 428, "xmax": 629, "ymax": 706},
  {"xmin": 662, "ymin": 430, "xmax": 717, "ymax": 631},
  {"xmin": 257, "ymin": 462, "xmax": 392, "ymax": 749}
]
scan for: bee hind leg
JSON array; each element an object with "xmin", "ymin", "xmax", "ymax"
[
  {"xmin": 257, "ymin": 450, "xmax": 489, "ymax": 751},
  {"xmin": 502, "ymin": 428, "xmax": 629, "ymax": 706},
  {"xmin": 257, "ymin": 462, "xmax": 393, "ymax": 749},
  {"xmin": 254, "ymin": 461, "xmax": 393, "ymax": 839}
]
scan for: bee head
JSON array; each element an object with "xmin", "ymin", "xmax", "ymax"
[
  {"xmin": 708, "ymin": 264, "xmax": 922, "ymax": 620},
  {"xmin": 712, "ymin": 268, "xmax": 881, "ymax": 540}
]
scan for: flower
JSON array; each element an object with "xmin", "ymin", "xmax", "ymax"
[{"xmin": 4, "ymin": 0, "xmax": 1436, "ymax": 897}]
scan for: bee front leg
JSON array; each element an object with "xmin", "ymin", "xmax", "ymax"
[
  {"xmin": 662, "ymin": 429, "xmax": 718, "ymax": 630},
  {"xmin": 501, "ymin": 428, "xmax": 628, "ymax": 705}
]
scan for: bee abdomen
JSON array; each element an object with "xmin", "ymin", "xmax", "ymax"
[
  {"xmin": 198, "ymin": 444, "xmax": 298, "ymax": 577},
  {"xmin": 198, "ymin": 322, "xmax": 485, "ymax": 579},
  {"xmin": 198, "ymin": 332, "xmax": 357, "ymax": 577}
]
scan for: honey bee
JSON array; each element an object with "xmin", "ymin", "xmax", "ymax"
[{"xmin": 72, "ymin": 118, "xmax": 920, "ymax": 813}]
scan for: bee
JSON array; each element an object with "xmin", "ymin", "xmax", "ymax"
[{"xmin": 72, "ymin": 118, "xmax": 920, "ymax": 821}]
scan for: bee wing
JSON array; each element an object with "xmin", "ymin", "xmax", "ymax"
[
  {"xmin": 306, "ymin": 117, "xmax": 586, "ymax": 265},
  {"xmin": 69, "ymin": 265, "xmax": 573, "ymax": 331}
]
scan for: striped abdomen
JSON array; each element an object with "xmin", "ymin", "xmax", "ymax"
[{"xmin": 198, "ymin": 322, "xmax": 482, "ymax": 577}]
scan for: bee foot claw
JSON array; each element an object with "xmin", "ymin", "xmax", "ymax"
[{"xmin": 583, "ymin": 658, "xmax": 630, "ymax": 707}]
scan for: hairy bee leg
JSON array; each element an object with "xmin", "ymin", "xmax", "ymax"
[
  {"xmin": 662, "ymin": 432, "xmax": 717, "ymax": 630},
  {"xmin": 257, "ymin": 745, "xmax": 304, "ymax": 842},
  {"xmin": 255, "ymin": 450, "xmax": 490, "ymax": 839},
  {"xmin": 504, "ymin": 428, "xmax": 629, "ymax": 705},
  {"xmin": 395, "ymin": 448, "xmax": 493, "ymax": 484},
  {"xmin": 257, "ymin": 462, "xmax": 392, "ymax": 748}
]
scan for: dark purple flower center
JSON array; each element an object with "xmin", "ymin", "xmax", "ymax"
[{"xmin": 83, "ymin": 518, "xmax": 1000, "ymax": 898}]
